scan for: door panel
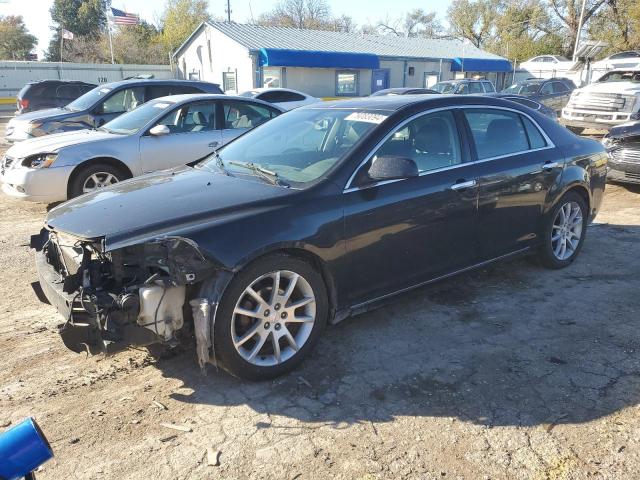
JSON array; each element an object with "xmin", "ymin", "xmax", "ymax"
[
  {"xmin": 463, "ymin": 108, "xmax": 564, "ymax": 259},
  {"xmin": 344, "ymin": 109, "xmax": 479, "ymax": 304},
  {"xmin": 139, "ymin": 100, "xmax": 221, "ymax": 172},
  {"xmin": 344, "ymin": 166, "xmax": 480, "ymax": 304}
]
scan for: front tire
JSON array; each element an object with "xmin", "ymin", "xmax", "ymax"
[
  {"xmin": 539, "ymin": 191, "xmax": 588, "ymax": 269},
  {"xmin": 214, "ymin": 255, "xmax": 328, "ymax": 380},
  {"xmin": 69, "ymin": 163, "xmax": 126, "ymax": 199}
]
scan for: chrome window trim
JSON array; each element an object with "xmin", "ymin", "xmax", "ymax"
[{"xmin": 343, "ymin": 104, "xmax": 556, "ymax": 193}]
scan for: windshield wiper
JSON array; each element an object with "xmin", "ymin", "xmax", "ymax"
[{"xmin": 227, "ymin": 161, "xmax": 288, "ymax": 187}]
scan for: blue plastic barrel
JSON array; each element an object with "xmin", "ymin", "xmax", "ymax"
[{"xmin": 0, "ymin": 417, "xmax": 54, "ymax": 480}]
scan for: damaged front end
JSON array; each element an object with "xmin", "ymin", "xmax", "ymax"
[
  {"xmin": 31, "ymin": 228, "xmax": 225, "ymax": 362},
  {"xmin": 603, "ymin": 121, "xmax": 640, "ymax": 184}
]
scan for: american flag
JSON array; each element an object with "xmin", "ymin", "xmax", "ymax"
[{"xmin": 110, "ymin": 7, "xmax": 139, "ymax": 25}]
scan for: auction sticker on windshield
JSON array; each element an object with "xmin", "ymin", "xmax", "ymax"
[
  {"xmin": 345, "ymin": 112, "xmax": 388, "ymax": 124},
  {"xmin": 153, "ymin": 103, "xmax": 171, "ymax": 109}
]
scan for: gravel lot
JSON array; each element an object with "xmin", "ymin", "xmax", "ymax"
[{"xmin": 1, "ymin": 128, "xmax": 639, "ymax": 480}]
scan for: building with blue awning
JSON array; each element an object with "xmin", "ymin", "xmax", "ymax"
[{"xmin": 174, "ymin": 22, "xmax": 513, "ymax": 97}]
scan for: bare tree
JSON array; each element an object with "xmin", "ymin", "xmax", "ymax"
[
  {"xmin": 258, "ymin": 0, "xmax": 332, "ymax": 29},
  {"xmin": 375, "ymin": 9, "xmax": 444, "ymax": 38},
  {"xmin": 547, "ymin": 0, "xmax": 608, "ymax": 56}
]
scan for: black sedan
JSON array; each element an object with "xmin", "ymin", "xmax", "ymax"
[
  {"xmin": 502, "ymin": 78, "xmax": 576, "ymax": 115},
  {"xmin": 603, "ymin": 121, "xmax": 640, "ymax": 184},
  {"xmin": 32, "ymin": 95, "xmax": 607, "ymax": 380}
]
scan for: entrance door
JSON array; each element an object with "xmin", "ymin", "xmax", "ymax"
[
  {"xmin": 424, "ymin": 73, "xmax": 439, "ymax": 88},
  {"xmin": 371, "ymin": 69, "xmax": 390, "ymax": 93}
]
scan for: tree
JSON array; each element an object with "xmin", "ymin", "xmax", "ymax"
[
  {"xmin": 112, "ymin": 22, "xmax": 166, "ymax": 64},
  {"xmin": 588, "ymin": 0, "xmax": 640, "ymax": 54},
  {"xmin": 160, "ymin": 0, "xmax": 211, "ymax": 54},
  {"xmin": 447, "ymin": 0, "xmax": 501, "ymax": 47},
  {"xmin": 375, "ymin": 9, "xmax": 444, "ymax": 38},
  {"xmin": 256, "ymin": 0, "xmax": 355, "ymax": 32},
  {"xmin": 0, "ymin": 15, "xmax": 37, "ymax": 60},
  {"xmin": 47, "ymin": 0, "xmax": 110, "ymax": 60},
  {"xmin": 547, "ymin": 0, "xmax": 608, "ymax": 57}
]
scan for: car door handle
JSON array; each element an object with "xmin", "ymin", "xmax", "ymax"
[
  {"xmin": 542, "ymin": 161, "xmax": 558, "ymax": 171},
  {"xmin": 208, "ymin": 141, "xmax": 219, "ymax": 148},
  {"xmin": 450, "ymin": 179, "xmax": 477, "ymax": 191}
]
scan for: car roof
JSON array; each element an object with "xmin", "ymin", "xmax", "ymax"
[
  {"xmin": 101, "ymin": 78, "xmax": 220, "ymax": 89},
  {"xmin": 311, "ymin": 94, "xmax": 527, "ymax": 113},
  {"xmin": 148, "ymin": 93, "xmax": 287, "ymax": 111},
  {"xmin": 27, "ymin": 79, "xmax": 93, "ymax": 85}
]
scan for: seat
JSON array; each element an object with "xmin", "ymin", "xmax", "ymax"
[
  {"xmin": 232, "ymin": 115, "xmax": 253, "ymax": 129},
  {"xmin": 412, "ymin": 120, "xmax": 455, "ymax": 171},
  {"xmin": 482, "ymin": 119, "xmax": 528, "ymax": 158},
  {"xmin": 191, "ymin": 111, "xmax": 208, "ymax": 132}
]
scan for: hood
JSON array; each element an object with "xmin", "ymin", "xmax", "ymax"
[
  {"xmin": 576, "ymin": 81, "xmax": 640, "ymax": 95},
  {"xmin": 46, "ymin": 166, "xmax": 293, "ymax": 250},
  {"xmin": 11, "ymin": 108, "xmax": 74, "ymax": 123},
  {"xmin": 608, "ymin": 121, "xmax": 640, "ymax": 139},
  {"xmin": 6, "ymin": 130, "xmax": 116, "ymax": 158}
]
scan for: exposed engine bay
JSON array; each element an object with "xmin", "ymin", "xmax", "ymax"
[{"xmin": 31, "ymin": 228, "xmax": 226, "ymax": 369}]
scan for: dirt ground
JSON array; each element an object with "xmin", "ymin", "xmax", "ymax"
[{"xmin": 1, "ymin": 130, "xmax": 640, "ymax": 480}]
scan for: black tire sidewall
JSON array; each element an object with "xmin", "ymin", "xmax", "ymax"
[
  {"xmin": 540, "ymin": 191, "xmax": 588, "ymax": 269},
  {"xmin": 69, "ymin": 163, "xmax": 125, "ymax": 199},
  {"xmin": 214, "ymin": 255, "xmax": 328, "ymax": 380}
]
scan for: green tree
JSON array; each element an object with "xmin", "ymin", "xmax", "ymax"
[
  {"xmin": 112, "ymin": 22, "xmax": 166, "ymax": 64},
  {"xmin": 0, "ymin": 15, "xmax": 37, "ymax": 60},
  {"xmin": 547, "ymin": 0, "xmax": 608, "ymax": 57},
  {"xmin": 447, "ymin": 0, "xmax": 501, "ymax": 48},
  {"xmin": 588, "ymin": 0, "xmax": 640, "ymax": 55},
  {"xmin": 160, "ymin": 0, "xmax": 211, "ymax": 55},
  {"xmin": 47, "ymin": 0, "xmax": 110, "ymax": 60}
]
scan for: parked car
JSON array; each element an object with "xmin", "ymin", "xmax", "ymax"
[
  {"xmin": 431, "ymin": 79, "xmax": 496, "ymax": 95},
  {"xmin": 592, "ymin": 51, "xmax": 640, "ymax": 72},
  {"xmin": 502, "ymin": 78, "xmax": 576, "ymax": 115},
  {"xmin": 519, "ymin": 55, "xmax": 573, "ymax": 74},
  {"xmin": 562, "ymin": 68, "xmax": 640, "ymax": 134},
  {"xmin": 32, "ymin": 95, "xmax": 607, "ymax": 380},
  {"xmin": 371, "ymin": 87, "xmax": 439, "ymax": 96},
  {"xmin": 1, "ymin": 95, "xmax": 283, "ymax": 202},
  {"xmin": 602, "ymin": 121, "xmax": 640, "ymax": 184},
  {"xmin": 483, "ymin": 93, "xmax": 558, "ymax": 120},
  {"xmin": 5, "ymin": 79, "xmax": 223, "ymax": 143},
  {"xmin": 16, "ymin": 80, "xmax": 96, "ymax": 115},
  {"xmin": 239, "ymin": 88, "xmax": 319, "ymax": 110}
]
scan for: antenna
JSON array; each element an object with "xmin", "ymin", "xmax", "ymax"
[{"xmin": 225, "ymin": 0, "xmax": 231, "ymax": 22}]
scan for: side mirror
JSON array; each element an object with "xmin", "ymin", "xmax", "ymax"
[
  {"xmin": 149, "ymin": 124, "xmax": 170, "ymax": 136},
  {"xmin": 367, "ymin": 155, "xmax": 418, "ymax": 182}
]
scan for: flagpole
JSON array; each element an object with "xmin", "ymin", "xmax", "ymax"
[
  {"xmin": 60, "ymin": 27, "xmax": 63, "ymax": 62},
  {"xmin": 106, "ymin": 7, "xmax": 115, "ymax": 64}
]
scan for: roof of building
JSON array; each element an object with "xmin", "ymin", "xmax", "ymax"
[{"xmin": 175, "ymin": 21, "xmax": 506, "ymax": 62}]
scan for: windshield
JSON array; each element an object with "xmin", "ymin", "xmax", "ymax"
[
  {"xmin": 432, "ymin": 82, "xmax": 456, "ymax": 94},
  {"xmin": 101, "ymin": 100, "xmax": 175, "ymax": 135},
  {"xmin": 200, "ymin": 108, "xmax": 384, "ymax": 186},
  {"xmin": 598, "ymin": 71, "xmax": 640, "ymax": 83},
  {"xmin": 503, "ymin": 82, "xmax": 542, "ymax": 95},
  {"xmin": 66, "ymin": 85, "xmax": 113, "ymax": 111}
]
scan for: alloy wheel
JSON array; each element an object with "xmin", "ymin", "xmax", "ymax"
[
  {"xmin": 82, "ymin": 172, "xmax": 119, "ymax": 193},
  {"xmin": 551, "ymin": 201, "xmax": 583, "ymax": 260},
  {"xmin": 232, "ymin": 270, "xmax": 316, "ymax": 367}
]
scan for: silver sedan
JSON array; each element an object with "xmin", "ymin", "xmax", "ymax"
[{"xmin": 0, "ymin": 94, "xmax": 284, "ymax": 203}]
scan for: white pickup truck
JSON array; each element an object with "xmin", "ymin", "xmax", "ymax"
[{"xmin": 562, "ymin": 68, "xmax": 640, "ymax": 133}]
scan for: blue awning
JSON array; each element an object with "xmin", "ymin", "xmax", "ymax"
[
  {"xmin": 258, "ymin": 48, "xmax": 379, "ymax": 69},
  {"xmin": 451, "ymin": 58, "xmax": 512, "ymax": 72}
]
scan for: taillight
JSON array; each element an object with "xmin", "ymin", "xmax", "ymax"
[{"xmin": 19, "ymin": 98, "xmax": 29, "ymax": 110}]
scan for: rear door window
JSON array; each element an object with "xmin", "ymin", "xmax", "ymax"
[
  {"xmin": 551, "ymin": 82, "xmax": 569, "ymax": 93},
  {"xmin": 222, "ymin": 101, "xmax": 278, "ymax": 130},
  {"xmin": 463, "ymin": 109, "xmax": 531, "ymax": 159},
  {"xmin": 469, "ymin": 82, "xmax": 483, "ymax": 94},
  {"xmin": 482, "ymin": 81, "xmax": 495, "ymax": 92}
]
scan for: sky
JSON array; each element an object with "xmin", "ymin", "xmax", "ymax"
[{"xmin": 0, "ymin": 0, "xmax": 453, "ymax": 58}]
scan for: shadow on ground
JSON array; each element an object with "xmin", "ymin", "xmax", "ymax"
[{"xmin": 154, "ymin": 223, "xmax": 640, "ymax": 430}]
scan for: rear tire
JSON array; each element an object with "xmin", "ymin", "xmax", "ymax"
[
  {"xmin": 214, "ymin": 254, "xmax": 328, "ymax": 380},
  {"xmin": 69, "ymin": 163, "xmax": 127, "ymax": 199},
  {"xmin": 538, "ymin": 191, "xmax": 588, "ymax": 269},
  {"xmin": 566, "ymin": 126, "xmax": 584, "ymax": 135}
]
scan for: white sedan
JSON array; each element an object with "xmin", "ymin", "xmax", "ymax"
[
  {"xmin": 0, "ymin": 94, "xmax": 284, "ymax": 203},
  {"xmin": 239, "ymin": 88, "xmax": 320, "ymax": 110}
]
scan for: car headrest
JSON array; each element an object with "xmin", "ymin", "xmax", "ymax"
[
  {"xmin": 193, "ymin": 111, "xmax": 207, "ymax": 125},
  {"xmin": 486, "ymin": 119, "xmax": 521, "ymax": 143},
  {"xmin": 414, "ymin": 121, "xmax": 451, "ymax": 154}
]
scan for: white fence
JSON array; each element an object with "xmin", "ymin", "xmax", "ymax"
[{"xmin": 0, "ymin": 61, "xmax": 175, "ymax": 112}]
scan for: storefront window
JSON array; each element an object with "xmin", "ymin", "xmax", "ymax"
[
  {"xmin": 263, "ymin": 67, "xmax": 283, "ymax": 88},
  {"xmin": 336, "ymin": 71, "xmax": 358, "ymax": 96}
]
